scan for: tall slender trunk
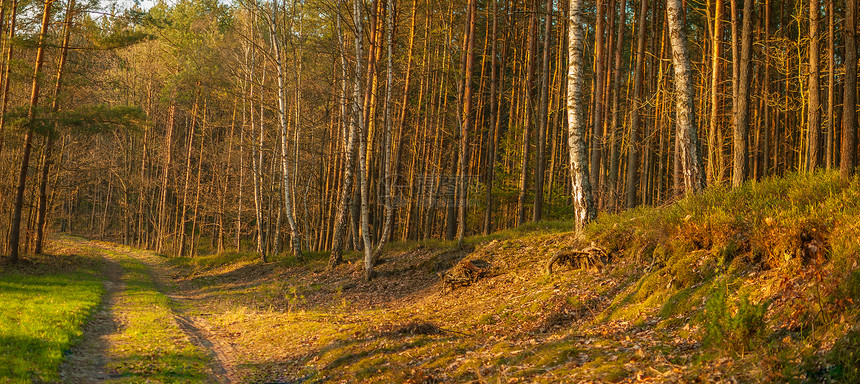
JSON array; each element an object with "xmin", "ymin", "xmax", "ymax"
[
  {"xmin": 457, "ymin": 0, "xmax": 476, "ymax": 247},
  {"xmin": 826, "ymin": 0, "xmax": 835, "ymax": 169},
  {"xmin": 352, "ymin": 0, "xmax": 373, "ymax": 280},
  {"xmin": 534, "ymin": 0, "xmax": 553, "ymax": 221},
  {"xmin": 626, "ymin": 0, "xmax": 648, "ymax": 208},
  {"xmin": 667, "ymin": 0, "xmax": 706, "ymax": 193},
  {"xmin": 607, "ymin": 0, "xmax": 626, "ymax": 211},
  {"xmin": 808, "ymin": 0, "xmax": 821, "ymax": 170},
  {"xmin": 269, "ymin": 2, "xmax": 303, "ymax": 259},
  {"xmin": 483, "ymin": 0, "xmax": 499, "ymax": 234},
  {"xmin": 157, "ymin": 99, "xmax": 176, "ymax": 253},
  {"xmin": 178, "ymin": 94, "xmax": 199, "ymax": 257},
  {"xmin": 328, "ymin": 0, "xmax": 358, "ymax": 269},
  {"xmin": 252, "ymin": 70, "xmax": 266, "ymax": 258},
  {"xmin": 731, "ymin": 0, "xmax": 753, "ymax": 187},
  {"xmin": 842, "ymin": 0, "xmax": 858, "ymax": 178},
  {"xmin": 590, "ymin": 0, "xmax": 606, "ymax": 206},
  {"xmin": 34, "ymin": 0, "xmax": 75, "ymax": 254},
  {"xmin": 7, "ymin": 0, "xmax": 52, "ymax": 262},
  {"xmin": 708, "ymin": 0, "xmax": 722, "ymax": 184},
  {"xmin": 0, "ymin": 0, "xmax": 18, "ymax": 157},
  {"xmin": 568, "ymin": 0, "xmax": 596, "ymax": 232},
  {"xmin": 517, "ymin": 0, "xmax": 538, "ymax": 226},
  {"xmin": 375, "ymin": 0, "xmax": 396, "ymax": 255}
]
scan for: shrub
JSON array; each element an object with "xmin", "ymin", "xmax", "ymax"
[{"xmin": 703, "ymin": 282, "xmax": 769, "ymax": 354}]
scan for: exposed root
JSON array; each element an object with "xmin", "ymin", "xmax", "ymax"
[
  {"xmin": 546, "ymin": 244, "xmax": 610, "ymax": 274},
  {"xmin": 439, "ymin": 259, "xmax": 493, "ymax": 292}
]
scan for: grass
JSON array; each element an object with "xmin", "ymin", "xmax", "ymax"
[
  {"xmin": 91, "ymin": 247, "xmax": 214, "ymax": 383},
  {"xmin": 0, "ymin": 253, "xmax": 104, "ymax": 383}
]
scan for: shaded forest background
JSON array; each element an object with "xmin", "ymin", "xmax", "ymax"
[{"xmin": 0, "ymin": 0, "xmax": 857, "ymax": 269}]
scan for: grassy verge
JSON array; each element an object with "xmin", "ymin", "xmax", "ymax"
[{"xmin": 0, "ymin": 252, "xmax": 104, "ymax": 383}]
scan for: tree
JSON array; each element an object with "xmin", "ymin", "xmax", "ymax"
[
  {"xmin": 328, "ymin": 0, "xmax": 358, "ymax": 269},
  {"xmin": 353, "ymin": 0, "xmax": 373, "ymax": 280},
  {"xmin": 808, "ymin": 0, "xmax": 821, "ymax": 170},
  {"xmin": 34, "ymin": 0, "xmax": 77, "ymax": 255},
  {"xmin": 457, "ymin": 0, "xmax": 476, "ymax": 247},
  {"xmin": 626, "ymin": 0, "xmax": 648, "ymax": 208},
  {"xmin": 568, "ymin": 0, "xmax": 596, "ymax": 232},
  {"xmin": 533, "ymin": 0, "xmax": 553, "ymax": 221},
  {"xmin": 731, "ymin": 0, "xmax": 753, "ymax": 187},
  {"xmin": 843, "ymin": 0, "xmax": 858, "ymax": 178},
  {"xmin": 667, "ymin": 0, "xmax": 706, "ymax": 194},
  {"xmin": 707, "ymin": 0, "xmax": 723, "ymax": 184},
  {"xmin": 6, "ymin": 0, "xmax": 53, "ymax": 262}
]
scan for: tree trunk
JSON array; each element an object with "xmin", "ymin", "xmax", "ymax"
[
  {"xmin": 375, "ymin": 0, "xmax": 396, "ymax": 255},
  {"xmin": 34, "ymin": 0, "xmax": 75, "ymax": 254},
  {"xmin": 708, "ymin": 0, "xmax": 722, "ymax": 184},
  {"xmin": 626, "ymin": 0, "xmax": 648, "ymax": 208},
  {"xmin": 590, "ymin": 0, "xmax": 606, "ymax": 206},
  {"xmin": 607, "ymin": 0, "xmax": 626, "ymax": 211},
  {"xmin": 667, "ymin": 0, "xmax": 706, "ymax": 194},
  {"xmin": 842, "ymin": 0, "xmax": 858, "ymax": 178},
  {"xmin": 826, "ymin": 0, "xmax": 835, "ymax": 169},
  {"xmin": 269, "ymin": 2, "xmax": 303, "ymax": 260},
  {"xmin": 484, "ymin": 0, "xmax": 499, "ymax": 234},
  {"xmin": 568, "ymin": 0, "xmax": 596, "ymax": 232},
  {"xmin": 534, "ymin": 0, "xmax": 553, "ymax": 221},
  {"xmin": 731, "ymin": 0, "xmax": 753, "ymax": 187},
  {"xmin": 808, "ymin": 0, "xmax": 821, "ymax": 170},
  {"xmin": 157, "ymin": 99, "xmax": 176, "ymax": 254},
  {"xmin": 457, "ymin": 0, "xmax": 476, "ymax": 247},
  {"xmin": 178, "ymin": 95, "xmax": 199, "ymax": 257},
  {"xmin": 7, "ymin": 0, "xmax": 52, "ymax": 262},
  {"xmin": 328, "ymin": 0, "xmax": 358, "ymax": 269},
  {"xmin": 0, "ymin": 0, "xmax": 18, "ymax": 157},
  {"xmin": 352, "ymin": 0, "xmax": 373, "ymax": 280},
  {"xmin": 517, "ymin": 0, "xmax": 538, "ymax": 226}
]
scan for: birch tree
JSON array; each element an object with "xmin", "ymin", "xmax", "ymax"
[
  {"xmin": 567, "ymin": 0, "xmax": 596, "ymax": 232},
  {"xmin": 328, "ymin": 0, "xmax": 358, "ymax": 269},
  {"xmin": 667, "ymin": 0, "xmax": 706, "ymax": 193}
]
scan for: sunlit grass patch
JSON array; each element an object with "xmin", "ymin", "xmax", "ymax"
[{"xmin": 0, "ymin": 254, "xmax": 104, "ymax": 383}]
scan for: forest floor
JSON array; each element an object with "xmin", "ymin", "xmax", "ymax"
[{"xmin": 3, "ymin": 171, "xmax": 860, "ymax": 383}]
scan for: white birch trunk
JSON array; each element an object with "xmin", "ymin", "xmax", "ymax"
[
  {"xmin": 567, "ymin": 0, "xmax": 596, "ymax": 232},
  {"xmin": 667, "ymin": 0, "xmax": 706, "ymax": 193}
]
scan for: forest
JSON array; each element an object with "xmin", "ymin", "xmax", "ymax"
[
  {"xmin": 1, "ymin": 0, "xmax": 860, "ymax": 381},
  {"xmin": 0, "ymin": 0, "xmax": 855, "ymax": 270}
]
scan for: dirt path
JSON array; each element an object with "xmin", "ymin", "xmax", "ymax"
[
  {"xmin": 58, "ymin": 239, "xmax": 238, "ymax": 383},
  {"xmin": 58, "ymin": 256, "xmax": 123, "ymax": 383},
  {"xmin": 126, "ymin": 247, "xmax": 241, "ymax": 383}
]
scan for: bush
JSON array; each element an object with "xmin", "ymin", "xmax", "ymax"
[{"xmin": 704, "ymin": 282, "xmax": 769, "ymax": 354}]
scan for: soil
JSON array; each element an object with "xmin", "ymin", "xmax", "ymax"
[{"xmin": 58, "ymin": 258, "xmax": 123, "ymax": 383}]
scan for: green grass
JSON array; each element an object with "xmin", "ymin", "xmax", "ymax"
[{"xmin": 0, "ymin": 256, "xmax": 104, "ymax": 383}]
